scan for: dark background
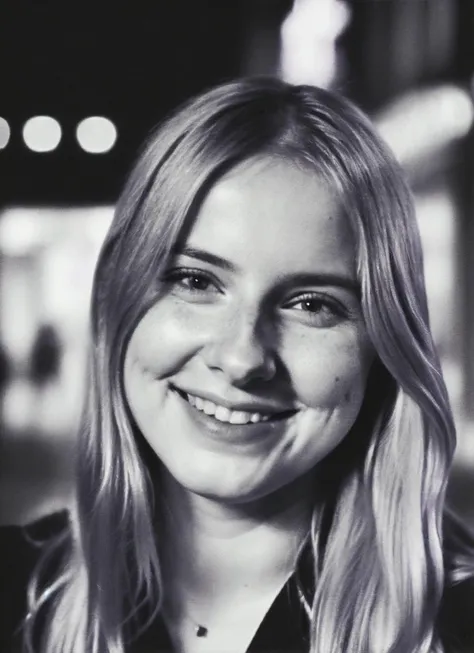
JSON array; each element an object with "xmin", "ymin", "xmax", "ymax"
[{"xmin": 0, "ymin": 0, "xmax": 473, "ymax": 525}]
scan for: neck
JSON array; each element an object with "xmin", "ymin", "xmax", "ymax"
[{"xmin": 159, "ymin": 471, "xmax": 315, "ymax": 605}]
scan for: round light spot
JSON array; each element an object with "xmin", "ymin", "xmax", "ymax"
[
  {"xmin": 22, "ymin": 116, "xmax": 62, "ymax": 152},
  {"xmin": 76, "ymin": 117, "xmax": 117, "ymax": 153},
  {"xmin": 0, "ymin": 117, "xmax": 11, "ymax": 149},
  {"xmin": 376, "ymin": 85, "xmax": 474, "ymax": 165}
]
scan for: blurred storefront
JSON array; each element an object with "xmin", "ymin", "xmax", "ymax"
[
  {"xmin": 341, "ymin": 0, "xmax": 474, "ymax": 516},
  {"xmin": 347, "ymin": 0, "xmax": 474, "ymax": 452}
]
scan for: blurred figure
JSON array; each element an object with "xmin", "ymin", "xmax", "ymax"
[
  {"xmin": 28, "ymin": 324, "xmax": 62, "ymax": 387},
  {"xmin": 0, "ymin": 342, "xmax": 12, "ymax": 394}
]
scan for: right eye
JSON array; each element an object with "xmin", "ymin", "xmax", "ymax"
[{"xmin": 163, "ymin": 268, "xmax": 221, "ymax": 296}]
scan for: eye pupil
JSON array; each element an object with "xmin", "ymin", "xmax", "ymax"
[
  {"xmin": 303, "ymin": 299, "xmax": 319, "ymax": 312},
  {"xmin": 190, "ymin": 276, "xmax": 208, "ymax": 290}
]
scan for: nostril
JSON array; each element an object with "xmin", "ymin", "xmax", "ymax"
[{"xmin": 203, "ymin": 333, "xmax": 277, "ymax": 385}]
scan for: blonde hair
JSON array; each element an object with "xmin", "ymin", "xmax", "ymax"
[{"xmin": 25, "ymin": 77, "xmax": 474, "ymax": 652}]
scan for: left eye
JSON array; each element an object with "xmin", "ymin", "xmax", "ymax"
[
  {"xmin": 293, "ymin": 298, "xmax": 328, "ymax": 313},
  {"xmin": 284, "ymin": 294, "xmax": 346, "ymax": 326}
]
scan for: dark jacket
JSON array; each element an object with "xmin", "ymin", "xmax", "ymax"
[{"xmin": 1, "ymin": 511, "xmax": 474, "ymax": 653}]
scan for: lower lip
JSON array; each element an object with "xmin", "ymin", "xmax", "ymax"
[{"xmin": 171, "ymin": 388, "xmax": 296, "ymax": 445}]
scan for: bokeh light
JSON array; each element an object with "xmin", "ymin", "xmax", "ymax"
[
  {"xmin": 280, "ymin": 0, "xmax": 350, "ymax": 88},
  {"xmin": 377, "ymin": 85, "xmax": 474, "ymax": 165},
  {"xmin": 76, "ymin": 116, "xmax": 117, "ymax": 153},
  {"xmin": 22, "ymin": 116, "xmax": 62, "ymax": 153},
  {"xmin": 0, "ymin": 117, "xmax": 11, "ymax": 149}
]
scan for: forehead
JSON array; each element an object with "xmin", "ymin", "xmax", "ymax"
[{"xmin": 183, "ymin": 156, "xmax": 356, "ymax": 281}]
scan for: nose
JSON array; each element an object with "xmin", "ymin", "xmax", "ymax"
[{"xmin": 203, "ymin": 311, "xmax": 276, "ymax": 387}]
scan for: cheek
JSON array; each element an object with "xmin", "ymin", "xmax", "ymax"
[
  {"xmin": 126, "ymin": 301, "xmax": 207, "ymax": 376},
  {"xmin": 284, "ymin": 330, "xmax": 373, "ymax": 411}
]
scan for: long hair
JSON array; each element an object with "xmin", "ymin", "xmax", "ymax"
[{"xmin": 25, "ymin": 77, "xmax": 474, "ymax": 653}]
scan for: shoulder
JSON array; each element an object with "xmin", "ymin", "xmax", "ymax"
[
  {"xmin": 439, "ymin": 577, "xmax": 474, "ymax": 653},
  {"xmin": 439, "ymin": 508, "xmax": 474, "ymax": 652},
  {"xmin": 0, "ymin": 509, "xmax": 69, "ymax": 599},
  {"xmin": 0, "ymin": 510, "xmax": 69, "ymax": 650},
  {"xmin": 0, "ymin": 510, "xmax": 70, "ymax": 587}
]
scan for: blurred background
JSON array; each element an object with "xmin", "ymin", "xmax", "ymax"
[{"xmin": 0, "ymin": 0, "xmax": 473, "ymax": 526}]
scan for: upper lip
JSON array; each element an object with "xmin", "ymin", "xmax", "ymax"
[{"xmin": 172, "ymin": 385, "xmax": 297, "ymax": 415}]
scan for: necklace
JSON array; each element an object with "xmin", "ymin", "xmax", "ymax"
[
  {"xmin": 180, "ymin": 573, "xmax": 311, "ymax": 639},
  {"xmin": 179, "ymin": 612, "xmax": 209, "ymax": 637},
  {"xmin": 179, "ymin": 608, "xmax": 207, "ymax": 637},
  {"xmin": 165, "ymin": 525, "xmax": 312, "ymax": 639},
  {"xmin": 165, "ymin": 601, "xmax": 209, "ymax": 638},
  {"xmin": 194, "ymin": 624, "xmax": 208, "ymax": 638}
]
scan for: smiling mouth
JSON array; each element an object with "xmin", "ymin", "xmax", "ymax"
[{"xmin": 172, "ymin": 387, "xmax": 298, "ymax": 426}]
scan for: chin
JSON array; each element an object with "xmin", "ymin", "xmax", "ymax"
[
  {"xmin": 163, "ymin": 454, "xmax": 302, "ymax": 508},
  {"xmin": 176, "ymin": 469, "xmax": 261, "ymax": 504}
]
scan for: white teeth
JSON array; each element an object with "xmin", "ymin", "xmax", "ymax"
[
  {"xmin": 229, "ymin": 411, "xmax": 250, "ymax": 425},
  {"xmin": 214, "ymin": 406, "xmax": 232, "ymax": 422},
  {"xmin": 183, "ymin": 392, "xmax": 273, "ymax": 425},
  {"xmin": 203, "ymin": 400, "xmax": 216, "ymax": 416},
  {"xmin": 195, "ymin": 397, "xmax": 205, "ymax": 411}
]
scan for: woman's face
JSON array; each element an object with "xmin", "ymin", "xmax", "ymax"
[{"xmin": 124, "ymin": 156, "xmax": 374, "ymax": 505}]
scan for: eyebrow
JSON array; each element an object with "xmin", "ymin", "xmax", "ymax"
[
  {"xmin": 173, "ymin": 245, "xmax": 359, "ymax": 295},
  {"xmin": 174, "ymin": 245, "xmax": 237, "ymax": 272}
]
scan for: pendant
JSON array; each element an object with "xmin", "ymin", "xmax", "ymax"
[{"xmin": 195, "ymin": 625, "xmax": 208, "ymax": 637}]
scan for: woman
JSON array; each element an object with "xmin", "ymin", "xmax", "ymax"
[{"xmin": 24, "ymin": 77, "xmax": 474, "ymax": 652}]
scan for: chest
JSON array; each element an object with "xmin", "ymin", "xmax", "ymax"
[
  {"xmin": 132, "ymin": 577, "xmax": 309, "ymax": 653},
  {"xmin": 165, "ymin": 589, "xmax": 287, "ymax": 653}
]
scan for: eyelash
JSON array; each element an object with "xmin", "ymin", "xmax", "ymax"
[
  {"xmin": 283, "ymin": 293, "xmax": 347, "ymax": 323},
  {"xmin": 163, "ymin": 268, "xmax": 348, "ymax": 325},
  {"xmin": 164, "ymin": 268, "xmax": 220, "ymax": 294}
]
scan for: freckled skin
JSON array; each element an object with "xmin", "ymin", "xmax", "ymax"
[{"xmin": 124, "ymin": 157, "xmax": 374, "ymax": 505}]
